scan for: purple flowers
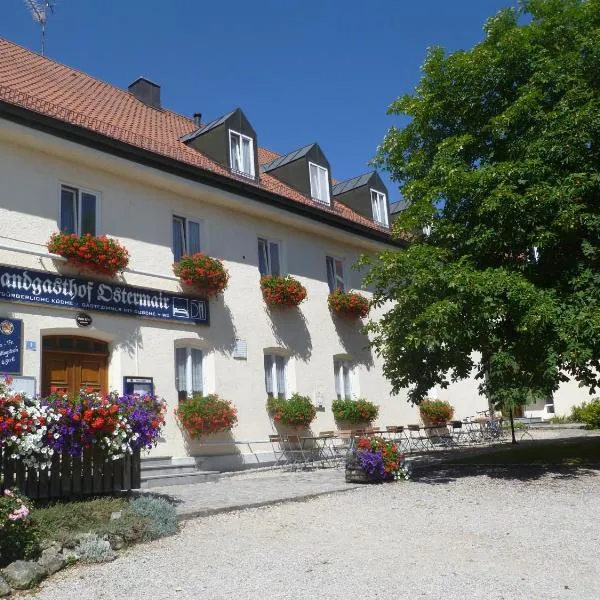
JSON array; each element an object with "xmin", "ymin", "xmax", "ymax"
[{"xmin": 356, "ymin": 449, "xmax": 388, "ymax": 481}]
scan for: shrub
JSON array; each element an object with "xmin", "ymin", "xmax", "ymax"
[
  {"xmin": 75, "ymin": 533, "xmax": 116, "ymax": 563},
  {"xmin": 419, "ymin": 399, "xmax": 454, "ymax": 424},
  {"xmin": 31, "ymin": 497, "xmax": 128, "ymax": 548},
  {"xmin": 48, "ymin": 232, "xmax": 129, "ymax": 276},
  {"xmin": 570, "ymin": 399, "xmax": 600, "ymax": 429},
  {"xmin": 331, "ymin": 398, "xmax": 379, "ymax": 423},
  {"xmin": 267, "ymin": 393, "xmax": 316, "ymax": 427},
  {"xmin": 328, "ymin": 290, "xmax": 370, "ymax": 319},
  {"xmin": 126, "ymin": 496, "xmax": 178, "ymax": 541},
  {"xmin": 0, "ymin": 489, "xmax": 39, "ymax": 567},
  {"xmin": 173, "ymin": 253, "xmax": 229, "ymax": 297},
  {"xmin": 175, "ymin": 394, "xmax": 238, "ymax": 438},
  {"xmin": 260, "ymin": 275, "xmax": 307, "ymax": 307}
]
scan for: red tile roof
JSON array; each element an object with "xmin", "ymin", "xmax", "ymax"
[{"xmin": 0, "ymin": 37, "xmax": 389, "ymax": 236}]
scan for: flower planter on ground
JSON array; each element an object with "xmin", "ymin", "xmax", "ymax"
[
  {"xmin": 173, "ymin": 253, "xmax": 229, "ymax": 297},
  {"xmin": 0, "ymin": 376, "xmax": 164, "ymax": 499},
  {"xmin": 345, "ymin": 436, "xmax": 410, "ymax": 483},
  {"xmin": 261, "ymin": 275, "xmax": 307, "ymax": 308},
  {"xmin": 328, "ymin": 290, "xmax": 369, "ymax": 319},
  {"xmin": 47, "ymin": 232, "xmax": 129, "ymax": 277}
]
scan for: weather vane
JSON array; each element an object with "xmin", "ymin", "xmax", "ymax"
[{"xmin": 23, "ymin": 0, "xmax": 55, "ymax": 56}]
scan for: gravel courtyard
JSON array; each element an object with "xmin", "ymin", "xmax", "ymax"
[{"xmin": 32, "ymin": 466, "xmax": 600, "ymax": 600}]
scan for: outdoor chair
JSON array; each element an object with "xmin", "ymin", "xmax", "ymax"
[
  {"xmin": 282, "ymin": 434, "xmax": 309, "ymax": 470},
  {"xmin": 423, "ymin": 423, "xmax": 454, "ymax": 450},
  {"xmin": 407, "ymin": 424, "xmax": 429, "ymax": 453},
  {"xmin": 316, "ymin": 431, "xmax": 337, "ymax": 468},
  {"xmin": 449, "ymin": 421, "xmax": 467, "ymax": 446},
  {"xmin": 269, "ymin": 434, "xmax": 286, "ymax": 467},
  {"xmin": 364, "ymin": 427, "xmax": 380, "ymax": 437},
  {"xmin": 386, "ymin": 426, "xmax": 408, "ymax": 451},
  {"xmin": 332, "ymin": 430, "xmax": 354, "ymax": 467}
]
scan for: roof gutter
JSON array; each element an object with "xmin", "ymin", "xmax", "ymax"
[{"xmin": 0, "ymin": 100, "xmax": 405, "ymax": 249}]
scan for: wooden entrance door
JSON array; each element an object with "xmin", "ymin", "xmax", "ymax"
[{"xmin": 42, "ymin": 336, "xmax": 108, "ymax": 397}]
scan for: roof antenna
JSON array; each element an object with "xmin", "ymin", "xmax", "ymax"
[{"xmin": 23, "ymin": 0, "xmax": 55, "ymax": 56}]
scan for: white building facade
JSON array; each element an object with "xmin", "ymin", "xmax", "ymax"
[{"xmin": 0, "ymin": 39, "xmax": 583, "ymax": 472}]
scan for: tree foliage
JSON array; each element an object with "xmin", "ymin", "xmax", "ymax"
[{"xmin": 364, "ymin": 0, "xmax": 600, "ymax": 409}]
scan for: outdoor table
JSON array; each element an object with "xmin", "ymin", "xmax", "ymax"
[{"xmin": 300, "ymin": 435, "xmax": 335, "ymax": 468}]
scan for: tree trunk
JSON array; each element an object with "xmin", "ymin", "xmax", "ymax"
[{"xmin": 509, "ymin": 406, "xmax": 517, "ymax": 445}]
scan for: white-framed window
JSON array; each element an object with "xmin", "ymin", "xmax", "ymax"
[
  {"xmin": 371, "ymin": 189, "xmax": 389, "ymax": 227},
  {"xmin": 258, "ymin": 237, "xmax": 281, "ymax": 277},
  {"xmin": 172, "ymin": 215, "xmax": 202, "ymax": 261},
  {"xmin": 309, "ymin": 162, "xmax": 330, "ymax": 205},
  {"xmin": 229, "ymin": 130, "xmax": 255, "ymax": 178},
  {"xmin": 175, "ymin": 346, "xmax": 204, "ymax": 401},
  {"xmin": 334, "ymin": 358, "xmax": 352, "ymax": 400},
  {"xmin": 264, "ymin": 354, "xmax": 287, "ymax": 399},
  {"xmin": 59, "ymin": 184, "xmax": 99, "ymax": 235},
  {"xmin": 326, "ymin": 256, "xmax": 345, "ymax": 292}
]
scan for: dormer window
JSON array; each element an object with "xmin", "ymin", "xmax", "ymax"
[
  {"xmin": 229, "ymin": 130, "xmax": 255, "ymax": 178},
  {"xmin": 309, "ymin": 162, "xmax": 330, "ymax": 205},
  {"xmin": 371, "ymin": 189, "xmax": 389, "ymax": 227}
]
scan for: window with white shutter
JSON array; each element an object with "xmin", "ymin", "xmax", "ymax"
[
  {"xmin": 172, "ymin": 216, "xmax": 202, "ymax": 261},
  {"xmin": 175, "ymin": 346, "xmax": 204, "ymax": 401},
  {"xmin": 326, "ymin": 256, "xmax": 345, "ymax": 292},
  {"xmin": 334, "ymin": 359, "xmax": 352, "ymax": 400},
  {"xmin": 257, "ymin": 238, "xmax": 281, "ymax": 276},
  {"xmin": 309, "ymin": 162, "xmax": 330, "ymax": 205},
  {"xmin": 59, "ymin": 184, "xmax": 99, "ymax": 235},
  {"xmin": 264, "ymin": 354, "xmax": 287, "ymax": 399}
]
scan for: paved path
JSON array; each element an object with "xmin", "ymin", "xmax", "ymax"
[
  {"xmin": 147, "ymin": 468, "xmax": 360, "ymax": 519},
  {"xmin": 34, "ymin": 463, "xmax": 600, "ymax": 600},
  {"xmin": 146, "ymin": 431, "xmax": 600, "ymax": 519}
]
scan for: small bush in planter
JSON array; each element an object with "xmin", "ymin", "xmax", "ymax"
[
  {"xmin": 331, "ymin": 398, "xmax": 379, "ymax": 423},
  {"xmin": 418, "ymin": 399, "xmax": 454, "ymax": 424},
  {"xmin": 175, "ymin": 394, "xmax": 238, "ymax": 438},
  {"xmin": 328, "ymin": 290, "xmax": 369, "ymax": 319},
  {"xmin": 173, "ymin": 253, "xmax": 229, "ymax": 297},
  {"xmin": 261, "ymin": 275, "xmax": 307, "ymax": 307},
  {"xmin": 48, "ymin": 232, "xmax": 129, "ymax": 276},
  {"xmin": 267, "ymin": 393, "xmax": 316, "ymax": 427}
]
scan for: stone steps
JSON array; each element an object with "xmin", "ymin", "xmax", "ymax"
[{"xmin": 140, "ymin": 456, "xmax": 220, "ymax": 489}]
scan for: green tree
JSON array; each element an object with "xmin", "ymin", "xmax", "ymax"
[{"xmin": 363, "ymin": 0, "xmax": 600, "ymax": 440}]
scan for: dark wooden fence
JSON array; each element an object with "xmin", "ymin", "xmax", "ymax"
[{"xmin": 0, "ymin": 446, "xmax": 140, "ymax": 499}]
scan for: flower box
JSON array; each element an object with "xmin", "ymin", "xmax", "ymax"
[
  {"xmin": 267, "ymin": 393, "xmax": 316, "ymax": 427},
  {"xmin": 419, "ymin": 399, "xmax": 454, "ymax": 425},
  {"xmin": 345, "ymin": 437, "xmax": 410, "ymax": 483},
  {"xmin": 173, "ymin": 253, "xmax": 229, "ymax": 297},
  {"xmin": 332, "ymin": 398, "xmax": 379, "ymax": 424},
  {"xmin": 47, "ymin": 232, "xmax": 129, "ymax": 277},
  {"xmin": 175, "ymin": 394, "xmax": 238, "ymax": 438},
  {"xmin": 328, "ymin": 290, "xmax": 369, "ymax": 319},
  {"xmin": 261, "ymin": 275, "xmax": 307, "ymax": 308}
]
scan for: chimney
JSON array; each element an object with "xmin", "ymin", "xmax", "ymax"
[
  {"xmin": 193, "ymin": 112, "xmax": 202, "ymax": 128},
  {"xmin": 128, "ymin": 77, "xmax": 161, "ymax": 109}
]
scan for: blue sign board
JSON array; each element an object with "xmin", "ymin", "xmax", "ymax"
[
  {"xmin": 0, "ymin": 317, "xmax": 22, "ymax": 374},
  {"xmin": 0, "ymin": 265, "xmax": 209, "ymax": 325}
]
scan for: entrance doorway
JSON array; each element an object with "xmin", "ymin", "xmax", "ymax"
[{"xmin": 42, "ymin": 335, "xmax": 109, "ymax": 397}]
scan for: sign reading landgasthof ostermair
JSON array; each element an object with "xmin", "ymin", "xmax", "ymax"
[{"xmin": 0, "ymin": 265, "xmax": 209, "ymax": 325}]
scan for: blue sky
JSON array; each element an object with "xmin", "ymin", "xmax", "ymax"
[{"xmin": 1, "ymin": 1, "xmax": 518, "ymax": 201}]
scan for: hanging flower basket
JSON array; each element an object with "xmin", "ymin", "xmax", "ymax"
[
  {"xmin": 328, "ymin": 290, "xmax": 370, "ymax": 319},
  {"xmin": 175, "ymin": 394, "xmax": 238, "ymax": 438},
  {"xmin": 173, "ymin": 253, "xmax": 229, "ymax": 297},
  {"xmin": 48, "ymin": 232, "xmax": 129, "ymax": 277},
  {"xmin": 261, "ymin": 275, "xmax": 307, "ymax": 308}
]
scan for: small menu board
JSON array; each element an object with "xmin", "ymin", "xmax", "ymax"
[{"xmin": 0, "ymin": 318, "xmax": 23, "ymax": 374}]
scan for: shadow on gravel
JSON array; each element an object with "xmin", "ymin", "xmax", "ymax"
[
  {"xmin": 412, "ymin": 464, "xmax": 600, "ymax": 484},
  {"xmin": 132, "ymin": 490, "xmax": 183, "ymax": 505}
]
